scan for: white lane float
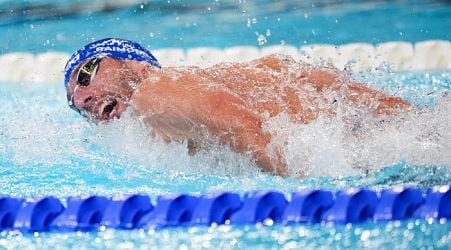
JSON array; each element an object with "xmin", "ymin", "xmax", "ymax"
[{"xmin": 0, "ymin": 40, "xmax": 449, "ymax": 84}]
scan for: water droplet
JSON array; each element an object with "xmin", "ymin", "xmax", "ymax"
[
  {"xmin": 263, "ymin": 218, "xmax": 274, "ymax": 226},
  {"xmin": 304, "ymin": 13, "xmax": 309, "ymax": 19},
  {"xmin": 280, "ymin": 40, "xmax": 285, "ymax": 45},
  {"xmin": 257, "ymin": 34, "xmax": 267, "ymax": 46},
  {"xmin": 266, "ymin": 29, "xmax": 271, "ymax": 36},
  {"xmin": 149, "ymin": 32, "xmax": 154, "ymax": 37},
  {"xmin": 252, "ymin": 18, "xmax": 257, "ymax": 24},
  {"xmin": 140, "ymin": 4, "xmax": 144, "ymax": 9}
]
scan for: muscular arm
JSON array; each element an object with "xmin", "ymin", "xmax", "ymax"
[
  {"xmin": 253, "ymin": 55, "xmax": 411, "ymax": 116},
  {"xmin": 199, "ymin": 90, "xmax": 288, "ymax": 176},
  {"xmin": 130, "ymin": 67, "xmax": 289, "ymax": 176},
  {"xmin": 308, "ymin": 70, "xmax": 410, "ymax": 115},
  {"xmin": 129, "ymin": 56, "xmax": 409, "ymax": 177}
]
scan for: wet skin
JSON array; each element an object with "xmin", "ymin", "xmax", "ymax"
[{"xmin": 67, "ymin": 55, "xmax": 410, "ymax": 177}]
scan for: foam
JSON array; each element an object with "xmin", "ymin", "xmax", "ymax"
[
  {"xmin": 1, "ymin": 67, "xmax": 450, "ymax": 181},
  {"xmin": 0, "ymin": 40, "xmax": 449, "ymax": 84},
  {"xmin": 263, "ymin": 96, "xmax": 451, "ymax": 178},
  {"xmin": 94, "ymin": 110, "xmax": 260, "ymax": 177}
]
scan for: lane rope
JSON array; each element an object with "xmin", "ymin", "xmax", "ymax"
[
  {"xmin": 0, "ymin": 186, "xmax": 449, "ymax": 232},
  {"xmin": 0, "ymin": 40, "xmax": 450, "ymax": 84}
]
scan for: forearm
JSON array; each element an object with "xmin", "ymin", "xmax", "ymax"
[
  {"xmin": 304, "ymin": 67, "xmax": 411, "ymax": 115},
  {"xmin": 198, "ymin": 90, "xmax": 289, "ymax": 176}
]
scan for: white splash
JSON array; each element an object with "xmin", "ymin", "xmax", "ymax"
[
  {"xmin": 1, "ymin": 70, "xmax": 450, "ymax": 180},
  {"xmin": 264, "ymin": 96, "xmax": 451, "ymax": 178},
  {"xmin": 94, "ymin": 110, "xmax": 260, "ymax": 177}
]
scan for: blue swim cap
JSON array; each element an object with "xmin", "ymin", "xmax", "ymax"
[{"xmin": 64, "ymin": 38, "xmax": 161, "ymax": 88}]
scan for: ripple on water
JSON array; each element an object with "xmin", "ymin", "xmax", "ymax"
[{"xmin": 0, "ymin": 70, "xmax": 450, "ymax": 248}]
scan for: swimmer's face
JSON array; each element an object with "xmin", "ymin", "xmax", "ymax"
[{"xmin": 66, "ymin": 57, "xmax": 143, "ymax": 122}]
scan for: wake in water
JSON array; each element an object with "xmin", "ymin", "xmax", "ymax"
[
  {"xmin": 264, "ymin": 91, "xmax": 451, "ymax": 178},
  {"xmin": 1, "ymin": 69, "xmax": 449, "ymax": 180},
  {"xmin": 95, "ymin": 111, "xmax": 260, "ymax": 177},
  {"xmin": 95, "ymin": 82, "xmax": 450, "ymax": 179},
  {"xmin": 95, "ymin": 99, "xmax": 451, "ymax": 179}
]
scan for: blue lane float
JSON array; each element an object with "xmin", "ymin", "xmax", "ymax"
[
  {"xmin": 190, "ymin": 192, "xmax": 241, "ymax": 225},
  {"xmin": 14, "ymin": 196, "xmax": 64, "ymax": 232},
  {"xmin": 374, "ymin": 187, "xmax": 424, "ymax": 221},
  {"xmin": 0, "ymin": 186, "xmax": 449, "ymax": 232},
  {"xmin": 0, "ymin": 197, "xmax": 23, "ymax": 230},
  {"xmin": 283, "ymin": 190, "xmax": 333, "ymax": 223},
  {"xmin": 413, "ymin": 186, "xmax": 450, "ymax": 219},
  {"xmin": 230, "ymin": 191, "xmax": 287, "ymax": 224},
  {"xmin": 321, "ymin": 189, "xmax": 379, "ymax": 223},
  {"xmin": 137, "ymin": 194, "xmax": 198, "ymax": 227},
  {"xmin": 101, "ymin": 194, "xmax": 153, "ymax": 229},
  {"xmin": 51, "ymin": 196, "xmax": 110, "ymax": 231}
]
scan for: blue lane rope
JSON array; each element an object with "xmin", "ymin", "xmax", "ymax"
[{"xmin": 0, "ymin": 186, "xmax": 449, "ymax": 232}]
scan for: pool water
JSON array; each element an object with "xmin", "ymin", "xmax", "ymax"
[
  {"xmin": 1, "ymin": 68, "xmax": 450, "ymax": 248},
  {"xmin": 1, "ymin": 0, "xmax": 450, "ymax": 53},
  {"xmin": 0, "ymin": 0, "xmax": 450, "ymax": 249}
]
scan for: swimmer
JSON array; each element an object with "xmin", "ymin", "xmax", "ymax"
[{"xmin": 65, "ymin": 38, "xmax": 410, "ymax": 177}]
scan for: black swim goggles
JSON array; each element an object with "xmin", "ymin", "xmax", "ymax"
[{"xmin": 67, "ymin": 57, "xmax": 103, "ymax": 114}]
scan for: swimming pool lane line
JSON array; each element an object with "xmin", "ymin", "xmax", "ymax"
[
  {"xmin": 0, "ymin": 185, "xmax": 449, "ymax": 232},
  {"xmin": 0, "ymin": 40, "xmax": 449, "ymax": 84}
]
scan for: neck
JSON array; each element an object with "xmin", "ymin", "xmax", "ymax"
[{"xmin": 123, "ymin": 60, "xmax": 161, "ymax": 93}]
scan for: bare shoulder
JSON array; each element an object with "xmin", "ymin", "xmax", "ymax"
[
  {"xmin": 130, "ymin": 65, "xmax": 209, "ymax": 110},
  {"xmin": 250, "ymin": 54, "xmax": 307, "ymax": 71},
  {"xmin": 210, "ymin": 54, "xmax": 308, "ymax": 72}
]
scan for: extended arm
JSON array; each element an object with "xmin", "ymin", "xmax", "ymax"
[{"xmin": 253, "ymin": 55, "xmax": 411, "ymax": 116}]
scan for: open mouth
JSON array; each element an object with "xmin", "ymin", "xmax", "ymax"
[{"xmin": 99, "ymin": 98, "xmax": 118, "ymax": 118}]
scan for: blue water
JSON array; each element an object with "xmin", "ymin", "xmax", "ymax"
[
  {"xmin": 0, "ymin": 0, "xmax": 450, "ymax": 53},
  {"xmin": 0, "ymin": 0, "xmax": 451, "ymax": 249}
]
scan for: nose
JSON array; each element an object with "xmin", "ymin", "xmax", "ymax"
[{"xmin": 72, "ymin": 86, "xmax": 95, "ymax": 112}]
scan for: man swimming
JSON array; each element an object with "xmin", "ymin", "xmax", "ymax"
[{"xmin": 65, "ymin": 38, "xmax": 410, "ymax": 177}]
